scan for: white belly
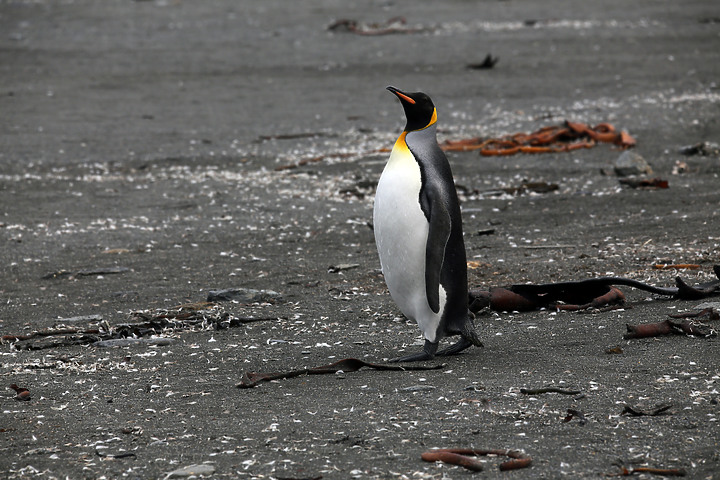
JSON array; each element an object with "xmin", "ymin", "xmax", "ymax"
[{"xmin": 373, "ymin": 145, "xmax": 444, "ymax": 342}]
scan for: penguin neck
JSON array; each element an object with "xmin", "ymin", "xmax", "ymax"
[
  {"xmin": 404, "ymin": 122, "xmax": 438, "ymax": 150},
  {"xmin": 390, "ymin": 109, "xmax": 438, "ymax": 168},
  {"xmin": 407, "ymin": 121, "xmax": 437, "ymax": 136},
  {"xmin": 405, "ymin": 108, "xmax": 438, "ymax": 139},
  {"xmin": 402, "ymin": 107, "xmax": 438, "ymax": 133}
]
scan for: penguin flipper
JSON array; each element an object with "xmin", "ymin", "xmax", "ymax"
[{"xmin": 424, "ymin": 189, "xmax": 451, "ymax": 314}]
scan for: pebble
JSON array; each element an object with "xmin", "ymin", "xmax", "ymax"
[
  {"xmin": 15, "ymin": 390, "xmax": 32, "ymax": 401},
  {"xmin": 328, "ymin": 263, "xmax": 360, "ymax": 273},
  {"xmin": 54, "ymin": 314, "xmax": 103, "ymax": 324},
  {"xmin": 679, "ymin": 141, "xmax": 720, "ymax": 156},
  {"xmin": 614, "ymin": 150, "xmax": 653, "ymax": 176},
  {"xmin": 207, "ymin": 287, "xmax": 283, "ymax": 303},
  {"xmin": 94, "ymin": 337, "xmax": 175, "ymax": 348},
  {"xmin": 164, "ymin": 463, "xmax": 216, "ymax": 478},
  {"xmin": 696, "ymin": 301, "xmax": 720, "ymax": 312},
  {"xmin": 401, "ymin": 385, "xmax": 437, "ymax": 392}
]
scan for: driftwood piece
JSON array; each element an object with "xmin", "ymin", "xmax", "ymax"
[
  {"xmin": 624, "ymin": 319, "xmax": 715, "ymax": 339},
  {"xmin": 421, "ymin": 448, "xmax": 532, "ymax": 472},
  {"xmin": 440, "ymin": 121, "xmax": 635, "ymax": 155},
  {"xmin": 621, "ymin": 404, "xmax": 673, "ymax": 417},
  {"xmin": 2, "ymin": 305, "xmax": 270, "ymax": 350},
  {"xmin": 469, "ymin": 266, "xmax": 720, "ymax": 313},
  {"xmin": 608, "ymin": 466, "xmax": 686, "ymax": 477},
  {"xmin": 237, "ymin": 358, "xmax": 445, "ymax": 388},
  {"xmin": 520, "ymin": 386, "xmax": 581, "ymax": 395},
  {"xmin": 327, "ymin": 17, "xmax": 433, "ymax": 36}
]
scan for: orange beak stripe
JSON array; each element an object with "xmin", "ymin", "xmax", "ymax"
[{"xmin": 394, "ymin": 91, "xmax": 416, "ymax": 104}]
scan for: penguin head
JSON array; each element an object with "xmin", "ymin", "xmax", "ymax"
[{"xmin": 387, "ymin": 86, "xmax": 437, "ymax": 132}]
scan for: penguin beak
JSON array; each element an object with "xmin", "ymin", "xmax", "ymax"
[{"xmin": 387, "ymin": 86, "xmax": 416, "ymax": 105}]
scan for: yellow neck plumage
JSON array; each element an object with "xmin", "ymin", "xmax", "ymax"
[{"xmin": 427, "ymin": 108, "xmax": 438, "ymax": 128}]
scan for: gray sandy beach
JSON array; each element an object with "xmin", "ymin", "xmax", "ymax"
[{"xmin": 1, "ymin": 1, "xmax": 719, "ymax": 478}]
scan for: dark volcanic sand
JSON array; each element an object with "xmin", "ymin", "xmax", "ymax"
[{"xmin": 1, "ymin": 1, "xmax": 719, "ymax": 478}]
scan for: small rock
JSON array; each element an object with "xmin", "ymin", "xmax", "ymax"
[
  {"xmin": 94, "ymin": 337, "xmax": 174, "ymax": 348},
  {"xmin": 10, "ymin": 384, "xmax": 31, "ymax": 401},
  {"xmin": 42, "ymin": 267, "xmax": 130, "ymax": 280},
  {"xmin": 672, "ymin": 160, "xmax": 689, "ymax": 174},
  {"xmin": 24, "ymin": 447, "xmax": 60, "ymax": 455},
  {"xmin": 207, "ymin": 288, "xmax": 283, "ymax": 303},
  {"xmin": 164, "ymin": 463, "xmax": 216, "ymax": 478},
  {"xmin": 54, "ymin": 314, "xmax": 103, "ymax": 324},
  {"xmin": 76, "ymin": 266, "xmax": 131, "ymax": 276},
  {"xmin": 614, "ymin": 150, "xmax": 653, "ymax": 176},
  {"xmin": 401, "ymin": 385, "xmax": 437, "ymax": 392},
  {"xmin": 15, "ymin": 391, "xmax": 32, "ymax": 401},
  {"xmin": 335, "ymin": 370, "xmax": 346, "ymax": 379},
  {"xmin": 679, "ymin": 141, "xmax": 720, "ymax": 156},
  {"xmin": 696, "ymin": 302, "xmax": 720, "ymax": 313},
  {"xmin": 328, "ymin": 263, "xmax": 360, "ymax": 273}
]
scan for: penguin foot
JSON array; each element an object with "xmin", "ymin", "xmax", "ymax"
[
  {"xmin": 388, "ymin": 340, "xmax": 438, "ymax": 362},
  {"xmin": 436, "ymin": 337, "xmax": 474, "ymax": 357},
  {"xmin": 462, "ymin": 312, "xmax": 485, "ymax": 347}
]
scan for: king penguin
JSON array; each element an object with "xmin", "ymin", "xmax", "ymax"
[{"xmin": 374, "ymin": 86, "xmax": 483, "ymax": 362}]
